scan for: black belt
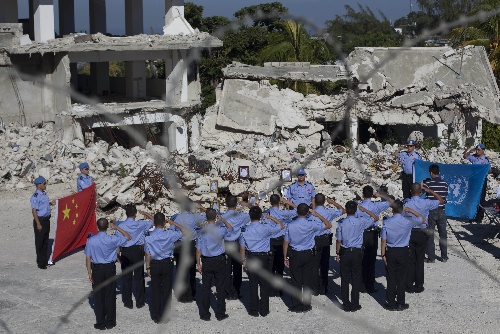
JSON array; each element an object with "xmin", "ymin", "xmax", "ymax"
[
  {"xmin": 247, "ymin": 251, "xmax": 269, "ymax": 256},
  {"xmin": 151, "ymin": 257, "xmax": 174, "ymax": 263},
  {"xmin": 91, "ymin": 262, "xmax": 115, "ymax": 268},
  {"xmin": 412, "ymin": 228, "xmax": 427, "ymax": 232},
  {"xmin": 341, "ymin": 247, "xmax": 362, "ymax": 252},
  {"xmin": 38, "ymin": 215, "xmax": 51, "ymax": 220},
  {"xmin": 365, "ymin": 227, "xmax": 380, "ymax": 232},
  {"xmin": 201, "ymin": 254, "xmax": 225, "ymax": 260},
  {"xmin": 122, "ymin": 244, "xmax": 144, "ymax": 249},
  {"xmin": 271, "ymin": 236, "xmax": 284, "ymax": 241},
  {"xmin": 315, "ymin": 234, "xmax": 330, "ymax": 239},
  {"xmin": 290, "ymin": 248, "xmax": 313, "ymax": 253},
  {"xmin": 387, "ymin": 246, "xmax": 409, "ymax": 249}
]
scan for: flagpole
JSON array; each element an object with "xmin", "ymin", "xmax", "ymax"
[{"xmin": 48, "ymin": 199, "xmax": 59, "ymax": 265}]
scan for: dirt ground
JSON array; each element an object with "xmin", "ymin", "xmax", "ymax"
[{"xmin": 1, "ymin": 183, "xmax": 500, "ymax": 334}]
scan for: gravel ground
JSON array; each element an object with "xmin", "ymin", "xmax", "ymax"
[{"xmin": 1, "ymin": 183, "xmax": 500, "ymax": 334}]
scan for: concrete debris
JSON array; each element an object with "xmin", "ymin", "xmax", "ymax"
[{"xmin": 2, "ymin": 114, "xmax": 499, "ymax": 217}]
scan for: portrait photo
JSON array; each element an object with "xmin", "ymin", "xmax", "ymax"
[
  {"xmin": 238, "ymin": 166, "xmax": 250, "ymax": 180},
  {"xmin": 209, "ymin": 180, "xmax": 218, "ymax": 193},
  {"xmin": 211, "ymin": 199, "xmax": 220, "ymax": 211},
  {"xmin": 281, "ymin": 168, "xmax": 292, "ymax": 182}
]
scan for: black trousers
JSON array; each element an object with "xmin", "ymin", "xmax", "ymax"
[
  {"xmin": 199, "ymin": 255, "xmax": 226, "ymax": 318},
  {"xmin": 150, "ymin": 258, "xmax": 174, "ymax": 321},
  {"xmin": 92, "ymin": 263, "xmax": 116, "ymax": 327},
  {"xmin": 314, "ymin": 234, "xmax": 331, "ymax": 294},
  {"xmin": 476, "ymin": 179, "xmax": 488, "ymax": 222},
  {"xmin": 224, "ymin": 240, "xmax": 242, "ymax": 297},
  {"xmin": 33, "ymin": 217, "xmax": 50, "ymax": 267},
  {"xmin": 339, "ymin": 248, "xmax": 363, "ymax": 307},
  {"xmin": 247, "ymin": 253, "xmax": 271, "ymax": 314},
  {"xmin": 401, "ymin": 173, "xmax": 413, "ymax": 200},
  {"xmin": 173, "ymin": 240, "xmax": 197, "ymax": 301},
  {"xmin": 407, "ymin": 229, "xmax": 428, "ymax": 289},
  {"xmin": 120, "ymin": 245, "xmax": 145, "ymax": 306},
  {"xmin": 362, "ymin": 230, "xmax": 379, "ymax": 290},
  {"xmin": 289, "ymin": 248, "xmax": 315, "ymax": 309},
  {"xmin": 385, "ymin": 247, "xmax": 409, "ymax": 306},
  {"xmin": 270, "ymin": 237, "xmax": 284, "ymax": 295}
]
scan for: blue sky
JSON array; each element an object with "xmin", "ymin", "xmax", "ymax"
[{"xmin": 17, "ymin": 0, "xmax": 412, "ymax": 35}]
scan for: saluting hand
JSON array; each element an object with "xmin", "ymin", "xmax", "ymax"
[{"xmin": 262, "ymin": 213, "xmax": 271, "ymax": 219}]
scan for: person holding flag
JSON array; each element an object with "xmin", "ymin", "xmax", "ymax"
[{"xmin": 85, "ymin": 218, "xmax": 131, "ymax": 330}]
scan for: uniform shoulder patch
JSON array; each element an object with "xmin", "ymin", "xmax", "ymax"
[
  {"xmin": 32, "ymin": 192, "xmax": 38, "ymax": 198},
  {"xmin": 79, "ymin": 176, "xmax": 83, "ymax": 180}
]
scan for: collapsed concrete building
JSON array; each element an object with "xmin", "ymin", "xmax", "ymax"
[
  {"xmin": 0, "ymin": 0, "xmax": 222, "ymax": 154},
  {"xmin": 217, "ymin": 47, "xmax": 500, "ymax": 149}
]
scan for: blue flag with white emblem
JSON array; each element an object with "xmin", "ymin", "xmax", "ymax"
[{"xmin": 413, "ymin": 160, "xmax": 489, "ymax": 219}]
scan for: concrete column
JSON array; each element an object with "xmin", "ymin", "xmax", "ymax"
[
  {"xmin": 89, "ymin": 0, "xmax": 109, "ymax": 96},
  {"xmin": 165, "ymin": 50, "xmax": 188, "ymax": 105},
  {"xmin": 165, "ymin": 119, "xmax": 188, "ymax": 153},
  {"xmin": 165, "ymin": 0, "xmax": 184, "ymax": 26},
  {"xmin": 0, "ymin": 0, "xmax": 19, "ymax": 23},
  {"xmin": 349, "ymin": 114, "xmax": 359, "ymax": 148},
  {"xmin": 58, "ymin": 0, "xmax": 75, "ymax": 36},
  {"xmin": 33, "ymin": 0, "xmax": 55, "ymax": 42},
  {"xmin": 29, "ymin": 0, "xmax": 35, "ymax": 39},
  {"xmin": 125, "ymin": 0, "xmax": 146, "ymax": 98}
]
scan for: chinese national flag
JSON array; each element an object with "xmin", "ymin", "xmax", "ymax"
[{"xmin": 49, "ymin": 184, "xmax": 97, "ymax": 263}]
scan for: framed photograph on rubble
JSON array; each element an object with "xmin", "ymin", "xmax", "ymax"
[
  {"xmin": 209, "ymin": 180, "xmax": 218, "ymax": 193},
  {"xmin": 281, "ymin": 168, "xmax": 292, "ymax": 182},
  {"xmin": 211, "ymin": 199, "xmax": 220, "ymax": 212},
  {"xmin": 238, "ymin": 166, "xmax": 249, "ymax": 180}
]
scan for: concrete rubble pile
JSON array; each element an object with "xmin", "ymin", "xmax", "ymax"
[{"xmin": 1, "ymin": 119, "xmax": 498, "ymax": 222}]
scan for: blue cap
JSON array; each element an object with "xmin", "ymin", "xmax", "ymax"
[
  {"xmin": 34, "ymin": 176, "xmax": 46, "ymax": 185},
  {"xmin": 476, "ymin": 143, "xmax": 486, "ymax": 149},
  {"xmin": 79, "ymin": 162, "xmax": 89, "ymax": 170},
  {"xmin": 297, "ymin": 169, "xmax": 307, "ymax": 175},
  {"xmin": 407, "ymin": 140, "xmax": 416, "ymax": 145}
]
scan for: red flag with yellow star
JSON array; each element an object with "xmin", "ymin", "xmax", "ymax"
[{"xmin": 49, "ymin": 184, "xmax": 97, "ymax": 263}]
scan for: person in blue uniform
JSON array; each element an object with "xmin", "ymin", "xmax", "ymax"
[
  {"xmin": 220, "ymin": 195, "xmax": 250, "ymax": 299},
  {"xmin": 171, "ymin": 202, "xmax": 205, "ymax": 303},
  {"xmin": 77, "ymin": 162, "xmax": 93, "ymax": 192},
  {"xmin": 393, "ymin": 139, "xmax": 422, "ymax": 199},
  {"xmin": 404, "ymin": 182, "xmax": 444, "ymax": 293},
  {"xmin": 313, "ymin": 194, "xmax": 345, "ymax": 295},
  {"xmin": 283, "ymin": 203, "xmax": 332, "ymax": 313},
  {"xmin": 335, "ymin": 201, "xmax": 379, "ymax": 312},
  {"xmin": 196, "ymin": 208, "xmax": 234, "ymax": 321},
  {"xmin": 145, "ymin": 213, "xmax": 186, "ymax": 323},
  {"xmin": 380, "ymin": 200, "xmax": 425, "ymax": 311},
  {"xmin": 356, "ymin": 186, "xmax": 392, "ymax": 294},
  {"xmin": 285, "ymin": 169, "xmax": 316, "ymax": 208},
  {"xmin": 30, "ymin": 176, "xmax": 55, "ymax": 269},
  {"xmin": 463, "ymin": 143, "xmax": 491, "ymax": 223},
  {"xmin": 239, "ymin": 206, "xmax": 285, "ymax": 317},
  {"xmin": 265, "ymin": 195, "xmax": 297, "ymax": 297},
  {"xmin": 115, "ymin": 204, "xmax": 154, "ymax": 309},
  {"xmin": 85, "ymin": 218, "xmax": 131, "ymax": 330}
]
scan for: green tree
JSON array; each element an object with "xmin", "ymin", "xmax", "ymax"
[
  {"xmin": 185, "ymin": 2, "xmax": 204, "ymax": 30},
  {"xmin": 393, "ymin": 11, "xmax": 440, "ymax": 38},
  {"xmin": 234, "ymin": 2, "xmax": 288, "ymax": 31},
  {"xmin": 416, "ymin": 0, "xmax": 480, "ymax": 22},
  {"xmin": 259, "ymin": 20, "xmax": 333, "ymax": 64},
  {"xmin": 326, "ymin": 4, "xmax": 403, "ymax": 54}
]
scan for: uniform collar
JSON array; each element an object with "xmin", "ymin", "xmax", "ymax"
[
  {"xmin": 411, "ymin": 196, "xmax": 420, "ymax": 200},
  {"xmin": 35, "ymin": 189, "xmax": 46, "ymax": 195},
  {"xmin": 97, "ymin": 231, "xmax": 107, "ymax": 236},
  {"xmin": 392, "ymin": 213, "xmax": 402, "ymax": 217}
]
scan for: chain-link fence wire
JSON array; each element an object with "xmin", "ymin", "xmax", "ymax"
[{"xmin": 3, "ymin": 5, "xmax": 500, "ymax": 333}]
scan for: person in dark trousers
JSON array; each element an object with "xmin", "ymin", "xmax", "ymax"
[
  {"xmin": 404, "ymin": 182, "xmax": 444, "ymax": 293},
  {"xmin": 145, "ymin": 213, "xmax": 185, "ymax": 323},
  {"xmin": 265, "ymin": 195, "xmax": 297, "ymax": 297},
  {"xmin": 394, "ymin": 139, "xmax": 422, "ymax": 199},
  {"xmin": 220, "ymin": 195, "xmax": 250, "ymax": 299},
  {"xmin": 30, "ymin": 176, "xmax": 55, "ymax": 269},
  {"xmin": 463, "ymin": 143, "xmax": 492, "ymax": 223},
  {"xmin": 283, "ymin": 204, "xmax": 332, "ymax": 313},
  {"xmin": 115, "ymin": 204, "xmax": 154, "ymax": 309},
  {"xmin": 380, "ymin": 201, "xmax": 424, "ymax": 311},
  {"xmin": 172, "ymin": 203, "xmax": 205, "ymax": 303},
  {"xmin": 313, "ymin": 194, "xmax": 345, "ymax": 295},
  {"xmin": 85, "ymin": 218, "xmax": 131, "ymax": 330},
  {"xmin": 239, "ymin": 206, "xmax": 284, "ymax": 317},
  {"xmin": 335, "ymin": 201, "xmax": 379, "ymax": 312},
  {"xmin": 423, "ymin": 164, "xmax": 449, "ymax": 263},
  {"xmin": 357, "ymin": 186, "xmax": 392, "ymax": 293},
  {"xmin": 196, "ymin": 208, "xmax": 234, "ymax": 321}
]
